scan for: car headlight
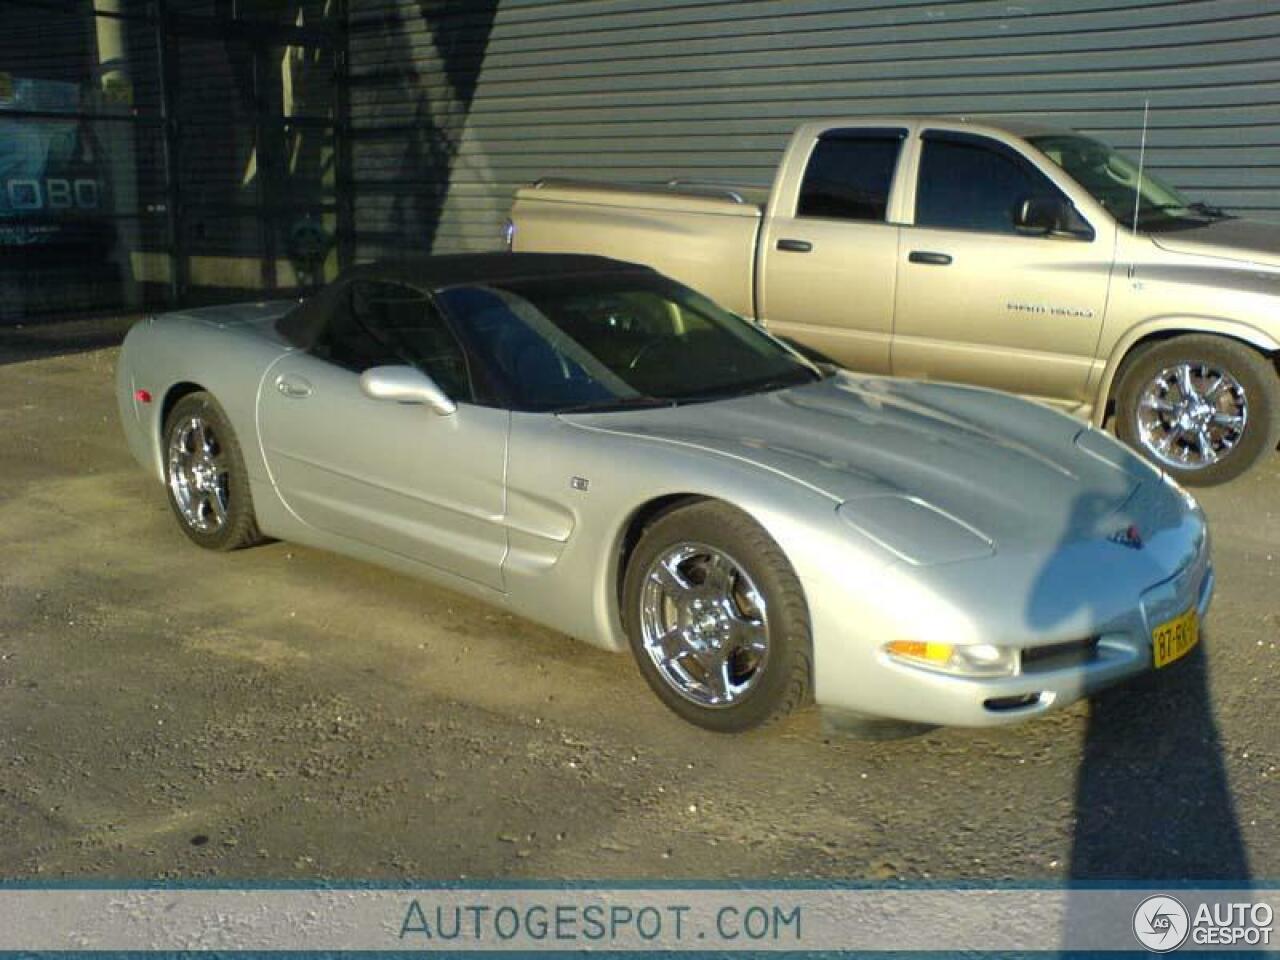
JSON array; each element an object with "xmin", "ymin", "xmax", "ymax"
[{"xmin": 884, "ymin": 640, "xmax": 1018, "ymax": 677}]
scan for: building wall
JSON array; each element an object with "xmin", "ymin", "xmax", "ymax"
[
  {"xmin": 0, "ymin": 0, "xmax": 340, "ymax": 320},
  {"xmin": 346, "ymin": 0, "xmax": 1280, "ymax": 261}
]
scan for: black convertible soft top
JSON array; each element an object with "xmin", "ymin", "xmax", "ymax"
[
  {"xmin": 277, "ymin": 252, "xmax": 654, "ymax": 350},
  {"xmin": 343, "ymin": 252, "xmax": 652, "ymax": 288}
]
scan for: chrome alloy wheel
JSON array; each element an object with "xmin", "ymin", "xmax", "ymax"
[
  {"xmin": 167, "ymin": 415, "xmax": 230, "ymax": 533},
  {"xmin": 1136, "ymin": 362, "xmax": 1248, "ymax": 471},
  {"xmin": 638, "ymin": 542, "xmax": 770, "ymax": 708}
]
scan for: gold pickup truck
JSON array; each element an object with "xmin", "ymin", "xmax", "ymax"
[{"xmin": 509, "ymin": 116, "xmax": 1280, "ymax": 485}]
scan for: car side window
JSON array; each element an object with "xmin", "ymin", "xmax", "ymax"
[
  {"xmin": 796, "ymin": 131, "xmax": 905, "ymax": 222},
  {"xmin": 311, "ymin": 283, "xmax": 399, "ymax": 373},
  {"xmin": 313, "ymin": 280, "xmax": 475, "ymax": 401},
  {"xmin": 915, "ymin": 133, "xmax": 1065, "ymax": 235}
]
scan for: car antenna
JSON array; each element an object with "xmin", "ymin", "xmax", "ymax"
[
  {"xmin": 1126, "ymin": 98, "xmax": 1150, "ymax": 282},
  {"xmin": 1130, "ymin": 98, "xmax": 1150, "ymax": 237}
]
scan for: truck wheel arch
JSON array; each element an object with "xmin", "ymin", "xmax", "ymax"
[{"xmin": 1093, "ymin": 319, "xmax": 1280, "ymax": 427}]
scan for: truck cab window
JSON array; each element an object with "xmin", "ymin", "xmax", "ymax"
[
  {"xmin": 797, "ymin": 135, "xmax": 903, "ymax": 222},
  {"xmin": 915, "ymin": 135, "xmax": 1063, "ymax": 235}
]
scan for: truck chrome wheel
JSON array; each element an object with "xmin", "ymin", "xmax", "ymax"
[
  {"xmin": 1118, "ymin": 335, "xmax": 1278, "ymax": 486},
  {"xmin": 1135, "ymin": 362, "xmax": 1247, "ymax": 471},
  {"xmin": 167, "ymin": 414, "xmax": 230, "ymax": 533},
  {"xmin": 638, "ymin": 542, "xmax": 770, "ymax": 708}
]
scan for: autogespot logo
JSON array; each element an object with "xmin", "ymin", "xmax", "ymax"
[{"xmin": 1133, "ymin": 895, "xmax": 1190, "ymax": 952}]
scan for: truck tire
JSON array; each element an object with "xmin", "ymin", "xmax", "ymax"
[
  {"xmin": 1115, "ymin": 335, "xmax": 1279, "ymax": 485},
  {"xmin": 622, "ymin": 501, "xmax": 812, "ymax": 732}
]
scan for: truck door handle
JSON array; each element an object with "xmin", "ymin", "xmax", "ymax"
[
  {"xmin": 908, "ymin": 250, "xmax": 952, "ymax": 266},
  {"xmin": 776, "ymin": 238, "xmax": 813, "ymax": 253},
  {"xmin": 276, "ymin": 375, "xmax": 313, "ymax": 399}
]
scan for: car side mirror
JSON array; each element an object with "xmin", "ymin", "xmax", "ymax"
[
  {"xmin": 359, "ymin": 365, "xmax": 456, "ymax": 416},
  {"xmin": 1014, "ymin": 195, "xmax": 1094, "ymax": 240}
]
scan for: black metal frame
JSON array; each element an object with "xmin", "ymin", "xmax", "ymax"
[{"xmin": 3, "ymin": 0, "xmax": 347, "ymax": 315}]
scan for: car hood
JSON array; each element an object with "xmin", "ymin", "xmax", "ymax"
[
  {"xmin": 566, "ymin": 373, "xmax": 1151, "ymax": 560},
  {"xmin": 158, "ymin": 300, "xmax": 298, "ymax": 347},
  {"xmin": 1149, "ymin": 217, "xmax": 1280, "ymax": 268}
]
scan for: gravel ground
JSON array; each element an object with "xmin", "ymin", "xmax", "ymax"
[{"xmin": 0, "ymin": 341, "xmax": 1276, "ymax": 883}]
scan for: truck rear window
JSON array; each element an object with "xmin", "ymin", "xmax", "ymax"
[{"xmin": 797, "ymin": 134, "xmax": 904, "ymax": 222}]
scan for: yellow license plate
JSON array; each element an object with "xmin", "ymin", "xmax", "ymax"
[{"xmin": 1152, "ymin": 608, "xmax": 1199, "ymax": 668}]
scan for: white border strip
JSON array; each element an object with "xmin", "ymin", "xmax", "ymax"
[{"xmin": 0, "ymin": 888, "xmax": 1273, "ymax": 952}]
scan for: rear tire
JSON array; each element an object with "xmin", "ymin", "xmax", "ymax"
[
  {"xmin": 163, "ymin": 391, "xmax": 263, "ymax": 551},
  {"xmin": 622, "ymin": 501, "xmax": 812, "ymax": 732},
  {"xmin": 1115, "ymin": 335, "xmax": 1279, "ymax": 485}
]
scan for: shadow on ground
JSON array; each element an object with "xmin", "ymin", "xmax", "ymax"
[
  {"xmin": 1018, "ymin": 483, "xmax": 1246, "ymax": 881},
  {"xmin": 0, "ymin": 315, "xmax": 138, "ymax": 366},
  {"xmin": 1070, "ymin": 640, "xmax": 1247, "ymax": 879}
]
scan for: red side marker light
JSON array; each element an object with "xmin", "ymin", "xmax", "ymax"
[{"xmin": 135, "ymin": 389, "xmax": 153, "ymax": 404}]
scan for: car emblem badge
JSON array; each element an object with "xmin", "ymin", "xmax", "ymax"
[{"xmin": 1107, "ymin": 523, "xmax": 1144, "ymax": 550}]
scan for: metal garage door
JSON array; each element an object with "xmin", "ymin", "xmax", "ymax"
[{"xmin": 346, "ymin": 0, "xmax": 1280, "ymax": 261}]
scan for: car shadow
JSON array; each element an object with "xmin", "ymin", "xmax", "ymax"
[
  {"xmin": 1027, "ymin": 489, "xmax": 1246, "ymax": 881},
  {"xmin": 0, "ymin": 314, "xmax": 139, "ymax": 367},
  {"xmin": 1058, "ymin": 634, "xmax": 1246, "ymax": 953},
  {"xmin": 1022, "ymin": 487, "xmax": 1248, "ymax": 948},
  {"xmin": 1068, "ymin": 639, "xmax": 1246, "ymax": 879}
]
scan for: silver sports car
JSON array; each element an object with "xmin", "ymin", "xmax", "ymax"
[{"xmin": 116, "ymin": 253, "xmax": 1213, "ymax": 732}]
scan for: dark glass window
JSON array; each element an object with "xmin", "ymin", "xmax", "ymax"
[
  {"xmin": 915, "ymin": 135, "xmax": 1063, "ymax": 234},
  {"xmin": 436, "ymin": 274, "xmax": 817, "ymax": 413},
  {"xmin": 797, "ymin": 135, "xmax": 903, "ymax": 222},
  {"xmin": 439, "ymin": 284, "xmax": 613, "ymax": 411},
  {"xmin": 313, "ymin": 280, "xmax": 474, "ymax": 400}
]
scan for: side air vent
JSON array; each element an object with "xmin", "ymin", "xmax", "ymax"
[
  {"xmin": 984, "ymin": 693, "xmax": 1043, "ymax": 712},
  {"xmin": 1021, "ymin": 637, "xmax": 1100, "ymax": 673}
]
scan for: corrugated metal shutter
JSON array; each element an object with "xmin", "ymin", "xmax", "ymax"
[{"xmin": 346, "ymin": 0, "xmax": 1280, "ymax": 260}]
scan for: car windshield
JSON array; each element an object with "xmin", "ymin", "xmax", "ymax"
[
  {"xmin": 436, "ymin": 273, "xmax": 820, "ymax": 412},
  {"xmin": 1028, "ymin": 134, "xmax": 1231, "ymax": 232}
]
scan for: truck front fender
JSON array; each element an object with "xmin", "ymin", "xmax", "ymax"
[{"xmin": 1090, "ymin": 316, "xmax": 1280, "ymax": 426}]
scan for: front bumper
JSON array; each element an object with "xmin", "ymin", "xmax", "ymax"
[{"xmin": 816, "ymin": 540, "xmax": 1214, "ymax": 729}]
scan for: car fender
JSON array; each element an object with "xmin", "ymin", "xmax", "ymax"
[
  {"xmin": 116, "ymin": 308, "xmax": 294, "ymax": 545},
  {"xmin": 503, "ymin": 412, "xmax": 887, "ymax": 659}
]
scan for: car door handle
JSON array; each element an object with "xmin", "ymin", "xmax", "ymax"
[
  {"xmin": 276, "ymin": 375, "xmax": 313, "ymax": 399},
  {"xmin": 908, "ymin": 250, "xmax": 953, "ymax": 266},
  {"xmin": 776, "ymin": 238, "xmax": 813, "ymax": 253}
]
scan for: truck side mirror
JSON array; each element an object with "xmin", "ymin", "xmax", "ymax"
[
  {"xmin": 1013, "ymin": 196, "xmax": 1064, "ymax": 234},
  {"xmin": 1013, "ymin": 195, "xmax": 1094, "ymax": 241}
]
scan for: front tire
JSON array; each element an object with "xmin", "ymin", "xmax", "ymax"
[
  {"xmin": 1115, "ymin": 335, "xmax": 1279, "ymax": 485},
  {"xmin": 163, "ymin": 391, "xmax": 263, "ymax": 551},
  {"xmin": 622, "ymin": 501, "xmax": 812, "ymax": 732}
]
